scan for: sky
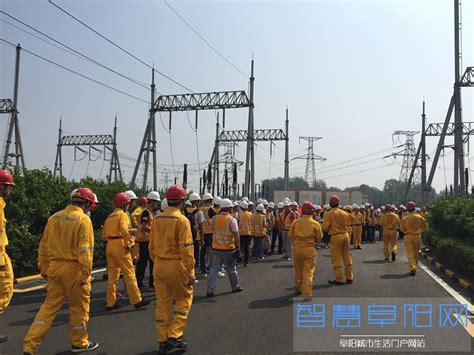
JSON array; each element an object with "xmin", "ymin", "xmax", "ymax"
[{"xmin": 1, "ymin": 0, "xmax": 473, "ymax": 195}]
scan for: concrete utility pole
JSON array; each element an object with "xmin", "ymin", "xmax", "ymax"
[
  {"xmin": 245, "ymin": 59, "xmax": 255, "ymax": 200},
  {"xmin": 284, "ymin": 108, "xmax": 290, "ymax": 190},
  {"xmin": 421, "ymin": 101, "xmax": 427, "ymax": 204}
]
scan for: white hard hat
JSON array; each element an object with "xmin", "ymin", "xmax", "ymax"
[
  {"xmin": 262, "ymin": 199, "xmax": 268, "ymax": 205},
  {"xmin": 248, "ymin": 200, "xmax": 254, "ymax": 206},
  {"xmin": 93, "ymin": 193, "xmax": 99, "ymax": 204},
  {"xmin": 232, "ymin": 201, "xmax": 239, "ymax": 207},
  {"xmin": 257, "ymin": 198, "xmax": 263, "ymax": 204},
  {"xmin": 268, "ymin": 202, "xmax": 274, "ymax": 208},
  {"xmin": 214, "ymin": 196, "xmax": 222, "ymax": 205},
  {"xmin": 359, "ymin": 204, "xmax": 366, "ymax": 209},
  {"xmin": 292, "ymin": 201, "xmax": 298, "ymax": 207},
  {"xmin": 283, "ymin": 201, "xmax": 291, "ymax": 207},
  {"xmin": 124, "ymin": 190, "xmax": 138, "ymax": 200},
  {"xmin": 242, "ymin": 196, "xmax": 249, "ymax": 202},
  {"xmin": 202, "ymin": 192, "xmax": 213, "ymax": 201},
  {"xmin": 323, "ymin": 204, "xmax": 330, "ymax": 209},
  {"xmin": 147, "ymin": 191, "xmax": 161, "ymax": 201},
  {"xmin": 415, "ymin": 207, "xmax": 421, "ymax": 212},
  {"xmin": 240, "ymin": 201, "xmax": 249, "ymax": 209},
  {"xmin": 161, "ymin": 198, "xmax": 168, "ymax": 210},
  {"xmin": 399, "ymin": 204, "xmax": 406, "ymax": 209},
  {"xmin": 70, "ymin": 188, "xmax": 78, "ymax": 198},
  {"xmin": 256, "ymin": 204, "xmax": 265, "ymax": 212},
  {"xmin": 283, "ymin": 197, "xmax": 290, "ymax": 202},
  {"xmin": 277, "ymin": 202, "xmax": 284, "ymax": 208},
  {"xmin": 185, "ymin": 200, "xmax": 192, "ymax": 207},
  {"xmin": 189, "ymin": 192, "xmax": 201, "ymax": 202},
  {"xmin": 220, "ymin": 198, "xmax": 233, "ymax": 208},
  {"xmin": 314, "ymin": 205, "xmax": 322, "ymax": 210},
  {"xmin": 364, "ymin": 202, "xmax": 370, "ymax": 207},
  {"xmin": 381, "ymin": 205, "xmax": 385, "ymax": 210},
  {"xmin": 352, "ymin": 204, "xmax": 359, "ymax": 209}
]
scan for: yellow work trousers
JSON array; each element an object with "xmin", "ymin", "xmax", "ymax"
[
  {"xmin": 293, "ymin": 246, "xmax": 317, "ymax": 298},
  {"xmin": 23, "ymin": 262, "xmax": 91, "ymax": 353},
  {"xmin": 154, "ymin": 259, "xmax": 193, "ymax": 343},
  {"xmin": 383, "ymin": 230, "xmax": 398, "ymax": 259},
  {"xmin": 106, "ymin": 239, "xmax": 142, "ymax": 307},
  {"xmin": 404, "ymin": 234, "xmax": 421, "ymax": 271},
  {"xmin": 352, "ymin": 225, "xmax": 362, "ymax": 248},
  {"xmin": 330, "ymin": 233, "xmax": 353, "ymax": 282},
  {"xmin": 0, "ymin": 252, "xmax": 13, "ymax": 313}
]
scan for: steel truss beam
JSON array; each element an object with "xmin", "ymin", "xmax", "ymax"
[
  {"xmin": 152, "ymin": 91, "xmax": 250, "ymax": 112},
  {"xmin": 218, "ymin": 129, "xmax": 286, "ymax": 142},
  {"xmin": 426, "ymin": 122, "xmax": 473, "ymax": 139},
  {"xmin": 0, "ymin": 99, "xmax": 14, "ymax": 113},
  {"xmin": 460, "ymin": 67, "xmax": 474, "ymax": 87},
  {"xmin": 59, "ymin": 134, "xmax": 115, "ymax": 146}
]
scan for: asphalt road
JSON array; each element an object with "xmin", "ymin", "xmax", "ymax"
[{"xmin": 1, "ymin": 239, "xmax": 472, "ymax": 354}]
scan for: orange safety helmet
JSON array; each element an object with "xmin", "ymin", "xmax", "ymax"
[
  {"xmin": 166, "ymin": 184, "xmax": 187, "ymax": 201},
  {"xmin": 329, "ymin": 195, "xmax": 340, "ymax": 206},
  {"xmin": 407, "ymin": 201, "xmax": 416, "ymax": 210},
  {"xmin": 0, "ymin": 169, "xmax": 15, "ymax": 186},
  {"xmin": 114, "ymin": 192, "xmax": 131, "ymax": 207},
  {"xmin": 301, "ymin": 201, "xmax": 314, "ymax": 214},
  {"xmin": 138, "ymin": 196, "xmax": 148, "ymax": 206},
  {"xmin": 72, "ymin": 187, "xmax": 95, "ymax": 204}
]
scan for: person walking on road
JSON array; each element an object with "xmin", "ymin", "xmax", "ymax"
[
  {"xmin": 351, "ymin": 205, "xmax": 364, "ymax": 249},
  {"xmin": 322, "ymin": 195, "xmax": 353, "ymax": 285},
  {"xmin": 400, "ymin": 201, "xmax": 427, "ymax": 276},
  {"xmin": 199, "ymin": 193, "xmax": 217, "ymax": 275},
  {"xmin": 0, "ymin": 170, "xmax": 15, "ymax": 344},
  {"xmin": 23, "ymin": 188, "xmax": 98, "ymax": 354},
  {"xmin": 102, "ymin": 193, "xmax": 150, "ymax": 311},
  {"xmin": 149, "ymin": 184, "xmax": 196, "ymax": 354},
  {"xmin": 289, "ymin": 201, "xmax": 323, "ymax": 301},
  {"xmin": 184, "ymin": 192, "xmax": 204, "ymax": 269},
  {"xmin": 238, "ymin": 200, "xmax": 253, "ymax": 266},
  {"xmin": 282, "ymin": 201, "xmax": 297, "ymax": 260},
  {"xmin": 251, "ymin": 204, "xmax": 268, "ymax": 261},
  {"xmin": 206, "ymin": 198, "xmax": 242, "ymax": 297},
  {"xmin": 379, "ymin": 204, "xmax": 400, "ymax": 262}
]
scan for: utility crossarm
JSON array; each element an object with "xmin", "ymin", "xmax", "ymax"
[
  {"xmin": 152, "ymin": 91, "xmax": 250, "ymax": 112},
  {"xmin": 0, "ymin": 99, "xmax": 14, "ymax": 113},
  {"xmin": 218, "ymin": 129, "xmax": 286, "ymax": 142},
  {"xmin": 59, "ymin": 134, "xmax": 115, "ymax": 146},
  {"xmin": 460, "ymin": 66, "xmax": 474, "ymax": 87},
  {"xmin": 426, "ymin": 122, "xmax": 473, "ymax": 142}
]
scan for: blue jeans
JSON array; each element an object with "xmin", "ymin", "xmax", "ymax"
[{"xmin": 252, "ymin": 237, "xmax": 264, "ymax": 258}]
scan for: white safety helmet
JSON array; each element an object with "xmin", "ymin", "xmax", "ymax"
[
  {"xmin": 364, "ymin": 202, "xmax": 370, "ymax": 207},
  {"xmin": 214, "ymin": 196, "xmax": 222, "ymax": 206},
  {"xmin": 268, "ymin": 202, "xmax": 275, "ymax": 209},
  {"xmin": 202, "ymin": 192, "xmax": 213, "ymax": 201},
  {"xmin": 314, "ymin": 205, "xmax": 322, "ymax": 210},
  {"xmin": 189, "ymin": 192, "xmax": 201, "ymax": 202},
  {"xmin": 283, "ymin": 201, "xmax": 291, "ymax": 207},
  {"xmin": 277, "ymin": 202, "xmax": 284, "ymax": 209},
  {"xmin": 124, "ymin": 190, "xmax": 138, "ymax": 200},
  {"xmin": 147, "ymin": 191, "xmax": 161, "ymax": 201},
  {"xmin": 220, "ymin": 198, "xmax": 233, "ymax": 209},
  {"xmin": 161, "ymin": 198, "xmax": 168, "ymax": 210},
  {"xmin": 359, "ymin": 204, "xmax": 366, "ymax": 209},
  {"xmin": 232, "ymin": 201, "xmax": 239, "ymax": 207},
  {"xmin": 257, "ymin": 198, "xmax": 263, "ymax": 204},
  {"xmin": 256, "ymin": 204, "xmax": 265, "ymax": 212},
  {"xmin": 93, "ymin": 193, "xmax": 99, "ymax": 204},
  {"xmin": 240, "ymin": 201, "xmax": 249, "ymax": 209},
  {"xmin": 381, "ymin": 205, "xmax": 385, "ymax": 210},
  {"xmin": 248, "ymin": 200, "xmax": 254, "ymax": 206},
  {"xmin": 185, "ymin": 200, "xmax": 192, "ymax": 207},
  {"xmin": 70, "ymin": 188, "xmax": 78, "ymax": 198},
  {"xmin": 415, "ymin": 207, "xmax": 421, "ymax": 212},
  {"xmin": 399, "ymin": 204, "xmax": 406, "ymax": 209},
  {"xmin": 242, "ymin": 196, "xmax": 249, "ymax": 202},
  {"xmin": 352, "ymin": 204, "xmax": 359, "ymax": 209},
  {"xmin": 323, "ymin": 204, "xmax": 330, "ymax": 209},
  {"xmin": 283, "ymin": 197, "xmax": 291, "ymax": 203},
  {"xmin": 292, "ymin": 201, "xmax": 298, "ymax": 207},
  {"xmin": 262, "ymin": 199, "xmax": 268, "ymax": 205}
]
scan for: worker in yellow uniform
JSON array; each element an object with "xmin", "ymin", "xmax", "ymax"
[
  {"xmin": 400, "ymin": 201, "xmax": 427, "ymax": 276},
  {"xmin": 102, "ymin": 192, "xmax": 150, "ymax": 311},
  {"xmin": 379, "ymin": 204, "xmax": 400, "ymax": 262},
  {"xmin": 322, "ymin": 195, "xmax": 353, "ymax": 285},
  {"xmin": 251, "ymin": 204, "xmax": 268, "ymax": 261},
  {"xmin": 351, "ymin": 205, "xmax": 364, "ymax": 250},
  {"xmin": 131, "ymin": 196, "xmax": 148, "ymax": 229},
  {"xmin": 238, "ymin": 200, "xmax": 253, "ymax": 266},
  {"xmin": 289, "ymin": 201, "xmax": 323, "ymax": 300},
  {"xmin": 23, "ymin": 188, "xmax": 98, "ymax": 354},
  {"xmin": 199, "ymin": 192, "xmax": 217, "ymax": 275},
  {"xmin": 0, "ymin": 170, "xmax": 15, "ymax": 344},
  {"xmin": 149, "ymin": 184, "xmax": 195, "ymax": 354},
  {"xmin": 343, "ymin": 205, "xmax": 354, "ymax": 244}
]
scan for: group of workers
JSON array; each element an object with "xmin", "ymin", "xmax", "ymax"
[{"xmin": 0, "ymin": 167, "xmax": 428, "ymax": 354}]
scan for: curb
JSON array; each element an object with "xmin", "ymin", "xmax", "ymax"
[{"xmin": 420, "ymin": 252, "xmax": 473, "ymax": 293}]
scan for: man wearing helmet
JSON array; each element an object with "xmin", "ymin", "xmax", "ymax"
[
  {"xmin": 251, "ymin": 204, "xmax": 269, "ymax": 261},
  {"xmin": 131, "ymin": 196, "xmax": 148, "ymax": 230},
  {"xmin": 23, "ymin": 187, "xmax": 98, "ymax": 353},
  {"xmin": 184, "ymin": 193, "xmax": 205, "ymax": 269},
  {"xmin": 149, "ymin": 184, "xmax": 195, "ymax": 353},
  {"xmin": 400, "ymin": 201, "xmax": 427, "ymax": 276},
  {"xmin": 378, "ymin": 204, "xmax": 400, "ymax": 262},
  {"xmin": 199, "ymin": 193, "xmax": 217, "ymax": 275},
  {"xmin": 282, "ymin": 201, "xmax": 297, "ymax": 260},
  {"xmin": 270, "ymin": 202, "xmax": 284, "ymax": 255},
  {"xmin": 102, "ymin": 193, "xmax": 150, "ymax": 312},
  {"xmin": 135, "ymin": 191, "xmax": 161, "ymax": 290},
  {"xmin": 238, "ymin": 200, "xmax": 253, "ymax": 266},
  {"xmin": 322, "ymin": 195, "xmax": 353, "ymax": 285},
  {"xmin": 0, "ymin": 170, "xmax": 14, "ymax": 344}
]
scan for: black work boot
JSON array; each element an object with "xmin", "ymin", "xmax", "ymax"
[
  {"xmin": 167, "ymin": 337, "xmax": 188, "ymax": 353},
  {"xmin": 134, "ymin": 298, "xmax": 151, "ymax": 309},
  {"xmin": 391, "ymin": 252, "xmax": 396, "ymax": 261},
  {"xmin": 0, "ymin": 334, "xmax": 7, "ymax": 343},
  {"xmin": 158, "ymin": 341, "xmax": 169, "ymax": 354}
]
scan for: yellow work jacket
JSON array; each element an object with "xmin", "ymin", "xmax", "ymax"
[
  {"xmin": 400, "ymin": 212, "xmax": 427, "ymax": 236},
  {"xmin": 102, "ymin": 208, "xmax": 133, "ymax": 247},
  {"xmin": 322, "ymin": 208, "xmax": 350, "ymax": 236},
  {"xmin": 266, "ymin": 212, "xmax": 274, "ymax": 230},
  {"xmin": 252, "ymin": 213, "xmax": 267, "ymax": 237},
  {"xmin": 0, "ymin": 197, "xmax": 8, "ymax": 262},
  {"xmin": 274, "ymin": 211, "xmax": 284, "ymax": 229},
  {"xmin": 352, "ymin": 211, "xmax": 364, "ymax": 226},
  {"xmin": 149, "ymin": 206, "xmax": 195, "ymax": 277},
  {"xmin": 212, "ymin": 213, "xmax": 236, "ymax": 251},
  {"xmin": 136, "ymin": 206, "xmax": 155, "ymax": 242},
  {"xmin": 239, "ymin": 210, "xmax": 253, "ymax": 236},
  {"xmin": 131, "ymin": 206, "xmax": 143, "ymax": 229},
  {"xmin": 38, "ymin": 205, "xmax": 94, "ymax": 283},
  {"xmin": 201, "ymin": 205, "xmax": 216, "ymax": 234},
  {"xmin": 289, "ymin": 215, "xmax": 323, "ymax": 248},
  {"xmin": 379, "ymin": 212, "xmax": 400, "ymax": 230}
]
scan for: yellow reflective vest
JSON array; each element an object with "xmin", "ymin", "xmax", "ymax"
[
  {"xmin": 212, "ymin": 213, "xmax": 236, "ymax": 250},
  {"xmin": 239, "ymin": 210, "xmax": 253, "ymax": 236}
]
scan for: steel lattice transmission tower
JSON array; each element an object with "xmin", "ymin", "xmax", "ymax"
[
  {"xmin": 293, "ymin": 137, "xmax": 326, "ymax": 188},
  {"xmin": 392, "ymin": 131, "xmax": 420, "ymax": 183}
]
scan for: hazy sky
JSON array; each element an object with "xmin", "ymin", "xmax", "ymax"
[{"xmin": 1, "ymin": 0, "xmax": 473, "ymax": 195}]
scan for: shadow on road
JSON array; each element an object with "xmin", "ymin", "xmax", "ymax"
[
  {"xmin": 272, "ymin": 265, "xmax": 293, "ymax": 269},
  {"xmin": 380, "ymin": 273, "xmax": 411, "ymax": 280},
  {"xmin": 363, "ymin": 260, "xmax": 388, "ymax": 264},
  {"xmin": 248, "ymin": 293, "xmax": 295, "ymax": 309}
]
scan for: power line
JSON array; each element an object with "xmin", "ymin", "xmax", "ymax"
[
  {"xmin": 0, "ymin": 39, "xmax": 149, "ymax": 104},
  {"xmin": 48, "ymin": 0, "xmax": 194, "ymax": 92},
  {"xmin": 319, "ymin": 163, "xmax": 394, "ymax": 181},
  {"xmin": 163, "ymin": 0, "xmax": 248, "ymax": 78},
  {"xmin": 0, "ymin": 11, "xmax": 150, "ymax": 90}
]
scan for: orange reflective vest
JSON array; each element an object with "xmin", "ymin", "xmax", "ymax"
[
  {"xmin": 239, "ymin": 210, "xmax": 253, "ymax": 236},
  {"xmin": 252, "ymin": 213, "xmax": 267, "ymax": 237},
  {"xmin": 201, "ymin": 206, "xmax": 215, "ymax": 234},
  {"xmin": 212, "ymin": 213, "xmax": 236, "ymax": 250}
]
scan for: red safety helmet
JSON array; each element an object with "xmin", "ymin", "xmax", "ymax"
[
  {"xmin": 138, "ymin": 196, "xmax": 148, "ymax": 206},
  {"xmin": 166, "ymin": 184, "xmax": 187, "ymax": 200},
  {"xmin": 301, "ymin": 201, "xmax": 314, "ymax": 214},
  {"xmin": 385, "ymin": 204, "xmax": 392, "ymax": 212},
  {"xmin": 72, "ymin": 187, "xmax": 95, "ymax": 204},
  {"xmin": 329, "ymin": 195, "xmax": 340, "ymax": 206},
  {"xmin": 407, "ymin": 201, "xmax": 416, "ymax": 210},
  {"xmin": 114, "ymin": 192, "xmax": 131, "ymax": 207},
  {"xmin": 0, "ymin": 169, "xmax": 15, "ymax": 186}
]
